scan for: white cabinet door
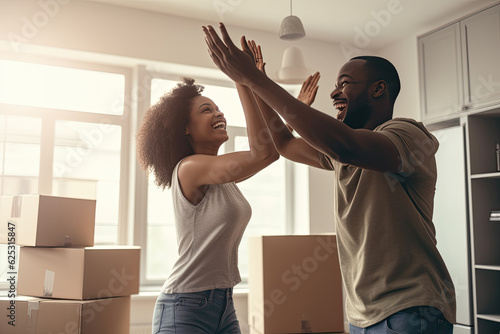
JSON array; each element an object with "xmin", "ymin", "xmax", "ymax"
[
  {"xmin": 461, "ymin": 4, "xmax": 500, "ymax": 109},
  {"xmin": 418, "ymin": 23, "xmax": 464, "ymax": 122},
  {"xmin": 431, "ymin": 124, "xmax": 472, "ymax": 328}
]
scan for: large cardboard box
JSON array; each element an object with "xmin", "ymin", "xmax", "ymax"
[
  {"xmin": 0, "ymin": 296, "xmax": 41, "ymax": 334},
  {"xmin": 0, "ymin": 194, "xmax": 96, "ymax": 247},
  {"xmin": 18, "ymin": 246, "xmax": 141, "ymax": 300},
  {"xmin": 248, "ymin": 234, "xmax": 344, "ymax": 334},
  {"xmin": 36, "ymin": 296, "xmax": 130, "ymax": 334},
  {"xmin": 0, "ymin": 296, "xmax": 130, "ymax": 334}
]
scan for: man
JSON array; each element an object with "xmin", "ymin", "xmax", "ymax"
[{"xmin": 203, "ymin": 23, "xmax": 456, "ymax": 333}]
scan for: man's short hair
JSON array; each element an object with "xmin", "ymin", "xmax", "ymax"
[{"xmin": 351, "ymin": 56, "xmax": 401, "ymax": 103}]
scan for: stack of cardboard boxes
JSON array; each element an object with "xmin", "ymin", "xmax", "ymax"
[{"xmin": 0, "ymin": 194, "xmax": 141, "ymax": 334}]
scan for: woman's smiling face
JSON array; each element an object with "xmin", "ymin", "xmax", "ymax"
[{"xmin": 185, "ymin": 95, "xmax": 228, "ymax": 148}]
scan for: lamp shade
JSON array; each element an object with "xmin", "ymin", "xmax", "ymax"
[
  {"xmin": 275, "ymin": 46, "xmax": 313, "ymax": 84},
  {"xmin": 279, "ymin": 15, "xmax": 306, "ymax": 40}
]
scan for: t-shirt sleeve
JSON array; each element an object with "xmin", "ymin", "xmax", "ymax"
[
  {"xmin": 378, "ymin": 120, "xmax": 439, "ymax": 176},
  {"xmin": 317, "ymin": 151, "xmax": 335, "ymax": 171}
]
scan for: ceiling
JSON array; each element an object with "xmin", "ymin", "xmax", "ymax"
[{"xmin": 85, "ymin": 0, "xmax": 497, "ymax": 49}]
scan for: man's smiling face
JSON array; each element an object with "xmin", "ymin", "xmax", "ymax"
[{"xmin": 330, "ymin": 59, "xmax": 374, "ymax": 129}]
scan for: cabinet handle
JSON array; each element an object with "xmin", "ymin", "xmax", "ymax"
[{"xmin": 461, "ymin": 105, "xmax": 470, "ymax": 111}]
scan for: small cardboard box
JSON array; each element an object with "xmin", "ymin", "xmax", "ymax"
[
  {"xmin": 0, "ymin": 296, "xmax": 41, "ymax": 334},
  {"xmin": 248, "ymin": 234, "xmax": 344, "ymax": 334},
  {"xmin": 0, "ymin": 194, "xmax": 96, "ymax": 247},
  {"xmin": 36, "ymin": 296, "xmax": 130, "ymax": 334},
  {"xmin": 18, "ymin": 246, "xmax": 141, "ymax": 300}
]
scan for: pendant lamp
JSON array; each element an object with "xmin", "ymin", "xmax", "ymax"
[
  {"xmin": 279, "ymin": 0, "xmax": 306, "ymax": 40},
  {"xmin": 275, "ymin": 46, "xmax": 313, "ymax": 84}
]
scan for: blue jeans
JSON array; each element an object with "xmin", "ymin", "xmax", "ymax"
[
  {"xmin": 152, "ymin": 288, "xmax": 241, "ymax": 334},
  {"xmin": 349, "ymin": 306, "xmax": 454, "ymax": 334}
]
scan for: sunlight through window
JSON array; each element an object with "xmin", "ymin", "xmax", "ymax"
[{"xmin": 0, "ymin": 60, "xmax": 125, "ymax": 115}]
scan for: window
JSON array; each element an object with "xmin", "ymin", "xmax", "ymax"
[
  {"xmin": 0, "ymin": 59, "xmax": 125, "ymax": 115},
  {"xmin": 0, "ymin": 115, "xmax": 42, "ymax": 194},
  {"xmin": 141, "ymin": 77, "xmax": 290, "ymax": 286},
  {"xmin": 232, "ymin": 135, "xmax": 287, "ymax": 280},
  {"xmin": 0, "ymin": 115, "xmax": 42, "ymax": 288},
  {"xmin": 52, "ymin": 120, "xmax": 123, "ymax": 244},
  {"xmin": 0, "ymin": 58, "xmax": 130, "ymax": 249}
]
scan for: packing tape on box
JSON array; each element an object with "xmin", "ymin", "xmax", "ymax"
[
  {"xmin": 11, "ymin": 195, "xmax": 22, "ymax": 218},
  {"xmin": 301, "ymin": 319, "xmax": 312, "ymax": 333},
  {"xmin": 27, "ymin": 300, "xmax": 39, "ymax": 317},
  {"xmin": 27, "ymin": 300, "xmax": 39, "ymax": 334},
  {"xmin": 43, "ymin": 270, "xmax": 55, "ymax": 297}
]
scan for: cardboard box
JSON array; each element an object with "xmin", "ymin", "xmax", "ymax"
[
  {"xmin": 0, "ymin": 194, "xmax": 96, "ymax": 247},
  {"xmin": 248, "ymin": 234, "xmax": 344, "ymax": 334},
  {"xmin": 18, "ymin": 246, "xmax": 141, "ymax": 300},
  {"xmin": 0, "ymin": 296, "xmax": 130, "ymax": 334},
  {"xmin": 0, "ymin": 296, "xmax": 41, "ymax": 334},
  {"xmin": 36, "ymin": 296, "xmax": 130, "ymax": 334}
]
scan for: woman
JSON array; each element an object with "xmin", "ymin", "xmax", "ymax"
[{"xmin": 137, "ymin": 37, "xmax": 278, "ymax": 333}]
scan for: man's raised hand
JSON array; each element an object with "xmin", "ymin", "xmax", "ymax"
[{"xmin": 202, "ymin": 23, "xmax": 260, "ymax": 86}]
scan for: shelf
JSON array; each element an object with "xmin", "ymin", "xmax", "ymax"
[
  {"xmin": 471, "ymin": 172, "xmax": 500, "ymax": 179},
  {"xmin": 475, "ymin": 265, "xmax": 500, "ymax": 271},
  {"xmin": 477, "ymin": 314, "xmax": 500, "ymax": 323}
]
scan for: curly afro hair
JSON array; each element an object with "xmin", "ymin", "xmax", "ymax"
[{"xmin": 136, "ymin": 78, "xmax": 204, "ymax": 189}]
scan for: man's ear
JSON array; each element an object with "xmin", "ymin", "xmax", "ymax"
[{"xmin": 373, "ymin": 80, "xmax": 387, "ymax": 98}]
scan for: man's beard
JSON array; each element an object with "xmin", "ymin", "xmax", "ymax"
[{"xmin": 342, "ymin": 98, "xmax": 372, "ymax": 129}]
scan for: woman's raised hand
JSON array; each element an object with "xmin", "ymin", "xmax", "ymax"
[
  {"xmin": 247, "ymin": 40, "xmax": 266, "ymax": 73},
  {"xmin": 297, "ymin": 72, "xmax": 320, "ymax": 107}
]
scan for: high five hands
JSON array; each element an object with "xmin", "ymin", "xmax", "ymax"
[
  {"xmin": 202, "ymin": 23, "xmax": 262, "ymax": 86},
  {"xmin": 203, "ymin": 23, "xmax": 320, "ymax": 102},
  {"xmin": 203, "ymin": 22, "xmax": 321, "ymax": 132}
]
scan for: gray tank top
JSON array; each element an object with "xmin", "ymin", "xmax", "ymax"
[{"xmin": 161, "ymin": 160, "xmax": 252, "ymax": 293}]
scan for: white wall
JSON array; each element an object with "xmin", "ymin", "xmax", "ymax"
[{"xmin": 0, "ymin": 0, "xmax": 343, "ymax": 87}]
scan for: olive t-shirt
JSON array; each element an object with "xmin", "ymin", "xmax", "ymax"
[{"xmin": 318, "ymin": 118, "xmax": 456, "ymax": 328}]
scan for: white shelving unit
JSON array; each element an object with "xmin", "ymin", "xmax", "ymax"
[
  {"xmin": 466, "ymin": 113, "xmax": 500, "ymax": 333},
  {"xmin": 419, "ymin": 3, "xmax": 500, "ymax": 333}
]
